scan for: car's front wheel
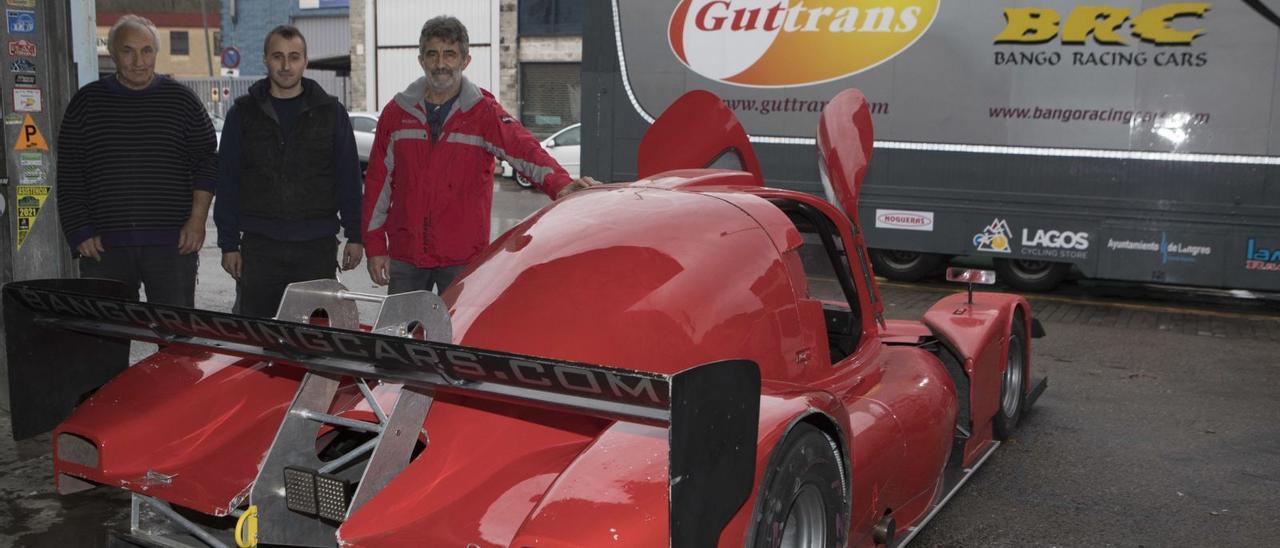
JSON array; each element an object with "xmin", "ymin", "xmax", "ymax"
[
  {"xmin": 751, "ymin": 423, "xmax": 847, "ymax": 548},
  {"xmin": 994, "ymin": 309, "xmax": 1028, "ymax": 440}
]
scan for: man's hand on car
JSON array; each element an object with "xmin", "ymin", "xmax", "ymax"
[{"xmin": 556, "ymin": 176, "xmax": 602, "ymax": 199}]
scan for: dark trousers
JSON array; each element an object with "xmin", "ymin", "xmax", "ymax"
[
  {"xmin": 80, "ymin": 245, "xmax": 198, "ymax": 307},
  {"xmin": 240, "ymin": 233, "xmax": 338, "ymax": 318},
  {"xmin": 388, "ymin": 260, "xmax": 463, "ymax": 295}
]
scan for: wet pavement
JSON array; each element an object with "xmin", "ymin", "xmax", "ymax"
[{"xmin": 2, "ymin": 177, "xmax": 1279, "ymax": 546}]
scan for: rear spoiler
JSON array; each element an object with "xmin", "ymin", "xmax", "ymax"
[{"xmin": 4, "ymin": 278, "xmax": 759, "ymax": 546}]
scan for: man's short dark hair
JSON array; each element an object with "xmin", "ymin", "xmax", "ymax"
[
  {"xmin": 263, "ymin": 24, "xmax": 308, "ymax": 57},
  {"xmin": 419, "ymin": 16, "xmax": 469, "ymax": 57}
]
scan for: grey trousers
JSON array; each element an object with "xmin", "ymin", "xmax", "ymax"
[{"xmin": 388, "ymin": 260, "xmax": 463, "ymax": 295}]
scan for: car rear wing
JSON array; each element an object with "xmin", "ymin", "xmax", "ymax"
[{"xmin": 4, "ymin": 278, "xmax": 759, "ymax": 546}]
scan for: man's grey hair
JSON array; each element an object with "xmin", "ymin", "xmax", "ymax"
[
  {"xmin": 107, "ymin": 14, "xmax": 160, "ymax": 54},
  {"xmin": 419, "ymin": 16, "xmax": 469, "ymax": 56}
]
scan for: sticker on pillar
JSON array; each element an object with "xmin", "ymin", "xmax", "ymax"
[
  {"xmin": 15, "ymin": 73, "xmax": 35, "ymax": 86},
  {"xmin": 0, "ymin": 194, "xmax": 6, "ymax": 218},
  {"xmin": 9, "ymin": 58, "xmax": 36, "ymax": 73},
  {"xmin": 19, "ymin": 151, "xmax": 41, "ymax": 166},
  {"xmin": 12, "ymin": 88, "xmax": 41, "ymax": 112},
  {"xmin": 4, "ymin": 113, "xmax": 20, "ymax": 125},
  {"xmin": 13, "ymin": 114, "xmax": 47, "ymax": 150},
  {"xmin": 20, "ymin": 165, "xmax": 43, "ymax": 184},
  {"xmin": 6, "ymin": 1, "xmax": 36, "ymax": 9},
  {"xmin": 6, "ymin": 10, "xmax": 35, "ymax": 34},
  {"xmin": 15, "ymin": 184, "xmax": 48, "ymax": 249},
  {"xmin": 8, "ymin": 39, "xmax": 36, "ymax": 57}
]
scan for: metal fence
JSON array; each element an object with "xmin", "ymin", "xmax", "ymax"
[
  {"xmin": 175, "ymin": 77, "xmax": 256, "ymax": 118},
  {"xmin": 176, "ymin": 74, "xmax": 353, "ymax": 117}
]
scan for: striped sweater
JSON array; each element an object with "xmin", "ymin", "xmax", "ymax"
[{"xmin": 56, "ymin": 75, "xmax": 218, "ymax": 249}]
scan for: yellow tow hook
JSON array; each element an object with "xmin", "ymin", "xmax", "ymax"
[{"xmin": 235, "ymin": 504, "xmax": 259, "ymax": 547}]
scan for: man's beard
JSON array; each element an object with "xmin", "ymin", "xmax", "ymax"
[{"xmin": 428, "ymin": 70, "xmax": 457, "ymax": 92}]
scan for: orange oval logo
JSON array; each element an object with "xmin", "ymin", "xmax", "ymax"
[{"xmin": 669, "ymin": 0, "xmax": 940, "ymax": 87}]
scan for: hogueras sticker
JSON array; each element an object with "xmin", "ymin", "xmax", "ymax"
[{"xmin": 670, "ymin": 0, "xmax": 939, "ymax": 87}]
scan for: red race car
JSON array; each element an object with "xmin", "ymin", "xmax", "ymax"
[{"xmin": 4, "ymin": 88, "xmax": 1045, "ymax": 547}]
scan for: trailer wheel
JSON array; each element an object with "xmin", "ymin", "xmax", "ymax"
[
  {"xmin": 751, "ymin": 423, "xmax": 846, "ymax": 548},
  {"xmin": 994, "ymin": 309, "xmax": 1027, "ymax": 440},
  {"xmin": 868, "ymin": 249, "xmax": 947, "ymax": 282},
  {"xmin": 993, "ymin": 259, "xmax": 1069, "ymax": 292}
]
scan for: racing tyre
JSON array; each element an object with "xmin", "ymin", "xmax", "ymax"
[
  {"xmin": 751, "ymin": 423, "xmax": 847, "ymax": 548},
  {"xmin": 993, "ymin": 309, "xmax": 1028, "ymax": 440},
  {"xmin": 515, "ymin": 172, "xmax": 535, "ymax": 189},
  {"xmin": 868, "ymin": 249, "xmax": 948, "ymax": 282},
  {"xmin": 993, "ymin": 259, "xmax": 1069, "ymax": 292}
]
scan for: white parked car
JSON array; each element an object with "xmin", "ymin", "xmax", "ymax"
[
  {"xmin": 210, "ymin": 113, "xmax": 224, "ymax": 151},
  {"xmin": 349, "ymin": 111, "xmax": 379, "ymax": 172},
  {"xmin": 501, "ymin": 122, "xmax": 581, "ymax": 189}
]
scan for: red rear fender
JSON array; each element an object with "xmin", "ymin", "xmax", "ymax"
[{"xmin": 53, "ymin": 346, "xmax": 305, "ymax": 514}]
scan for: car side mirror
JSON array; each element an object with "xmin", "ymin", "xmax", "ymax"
[{"xmin": 946, "ymin": 267, "xmax": 996, "ymax": 304}]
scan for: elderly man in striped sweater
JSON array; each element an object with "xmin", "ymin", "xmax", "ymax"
[{"xmin": 56, "ymin": 14, "xmax": 217, "ymax": 307}]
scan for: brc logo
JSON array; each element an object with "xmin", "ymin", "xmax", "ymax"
[
  {"xmin": 669, "ymin": 0, "xmax": 940, "ymax": 87},
  {"xmin": 994, "ymin": 3, "xmax": 1211, "ymax": 45}
]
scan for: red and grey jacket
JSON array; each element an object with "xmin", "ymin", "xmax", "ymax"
[{"xmin": 362, "ymin": 76, "xmax": 571, "ymax": 267}]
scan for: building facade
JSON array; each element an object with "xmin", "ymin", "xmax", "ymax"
[
  {"xmin": 218, "ymin": 0, "xmax": 352, "ymax": 104},
  {"xmin": 506, "ymin": 0, "xmax": 581, "ymax": 138},
  {"xmin": 349, "ymin": 0, "xmax": 580, "ymax": 136}
]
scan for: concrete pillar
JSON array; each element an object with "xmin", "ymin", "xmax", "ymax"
[
  {"xmin": 350, "ymin": 0, "xmax": 367, "ymax": 111},
  {"xmin": 498, "ymin": 0, "xmax": 519, "ymax": 116}
]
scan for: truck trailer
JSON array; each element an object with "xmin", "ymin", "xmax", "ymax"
[{"xmin": 582, "ymin": 0, "xmax": 1280, "ymax": 291}]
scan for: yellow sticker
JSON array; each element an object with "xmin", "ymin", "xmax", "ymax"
[
  {"xmin": 15, "ymin": 184, "xmax": 49, "ymax": 250},
  {"xmin": 14, "ymin": 114, "xmax": 48, "ymax": 151}
]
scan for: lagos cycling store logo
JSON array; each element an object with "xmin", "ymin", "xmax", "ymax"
[
  {"xmin": 974, "ymin": 218, "xmax": 1013, "ymax": 253},
  {"xmin": 668, "ymin": 0, "xmax": 940, "ymax": 87}
]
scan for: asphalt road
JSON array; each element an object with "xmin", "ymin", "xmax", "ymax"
[
  {"xmin": 908, "ymin": 316, "xmax": 1280, "ymax": 547},
  {"xmin": 2, "ymin": 177, "xmax": 1278, "ymax": 546}
]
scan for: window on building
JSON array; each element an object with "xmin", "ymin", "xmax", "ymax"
[
  {"xmin": 520, "ymin": 63, "xmax": 581, "ymax": 137},
  {"xmin": 171, "ymin": 31, "xmax": 190, "ymax": 56},
  {"xmin": 519, "ymin": 0, "xmax": 583, "ymax": 36},
  {"xmin": 214, "ymin": 31, "xmax": 222, "ymax": 51}
]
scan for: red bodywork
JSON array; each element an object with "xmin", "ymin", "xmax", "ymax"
[{"xmin": 50, "ymin": 89, "xmax": 1036, "ymax": 546}]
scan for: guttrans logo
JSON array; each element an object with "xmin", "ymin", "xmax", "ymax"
[{"xmin": 669, "ymin": 0, "xmax": 940, "ymax": 87}]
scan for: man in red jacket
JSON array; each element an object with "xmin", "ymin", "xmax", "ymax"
[{"xmin": 362, "ymin": 15, "xmax": 597, "ymax": 294}]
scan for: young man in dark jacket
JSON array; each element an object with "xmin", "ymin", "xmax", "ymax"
[{"xmin": 215, "ymin": 25, "xmax": 364, "ymax": 317}]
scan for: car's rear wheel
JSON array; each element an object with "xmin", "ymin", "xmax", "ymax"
[
  {"xmin": 868, "ymin": 249, "xmax": 947, "ymax": 282},
  {"xmin": 751, "ymin": 423, "xmax": 846, "ymax": 548},
  {"xmin": 994, "ymin": 309, "xmax": 1027, "ymax": 440},
  {"xmin": 993, "ymin": 259, "xmax": 1069, "ymax": 292}
]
